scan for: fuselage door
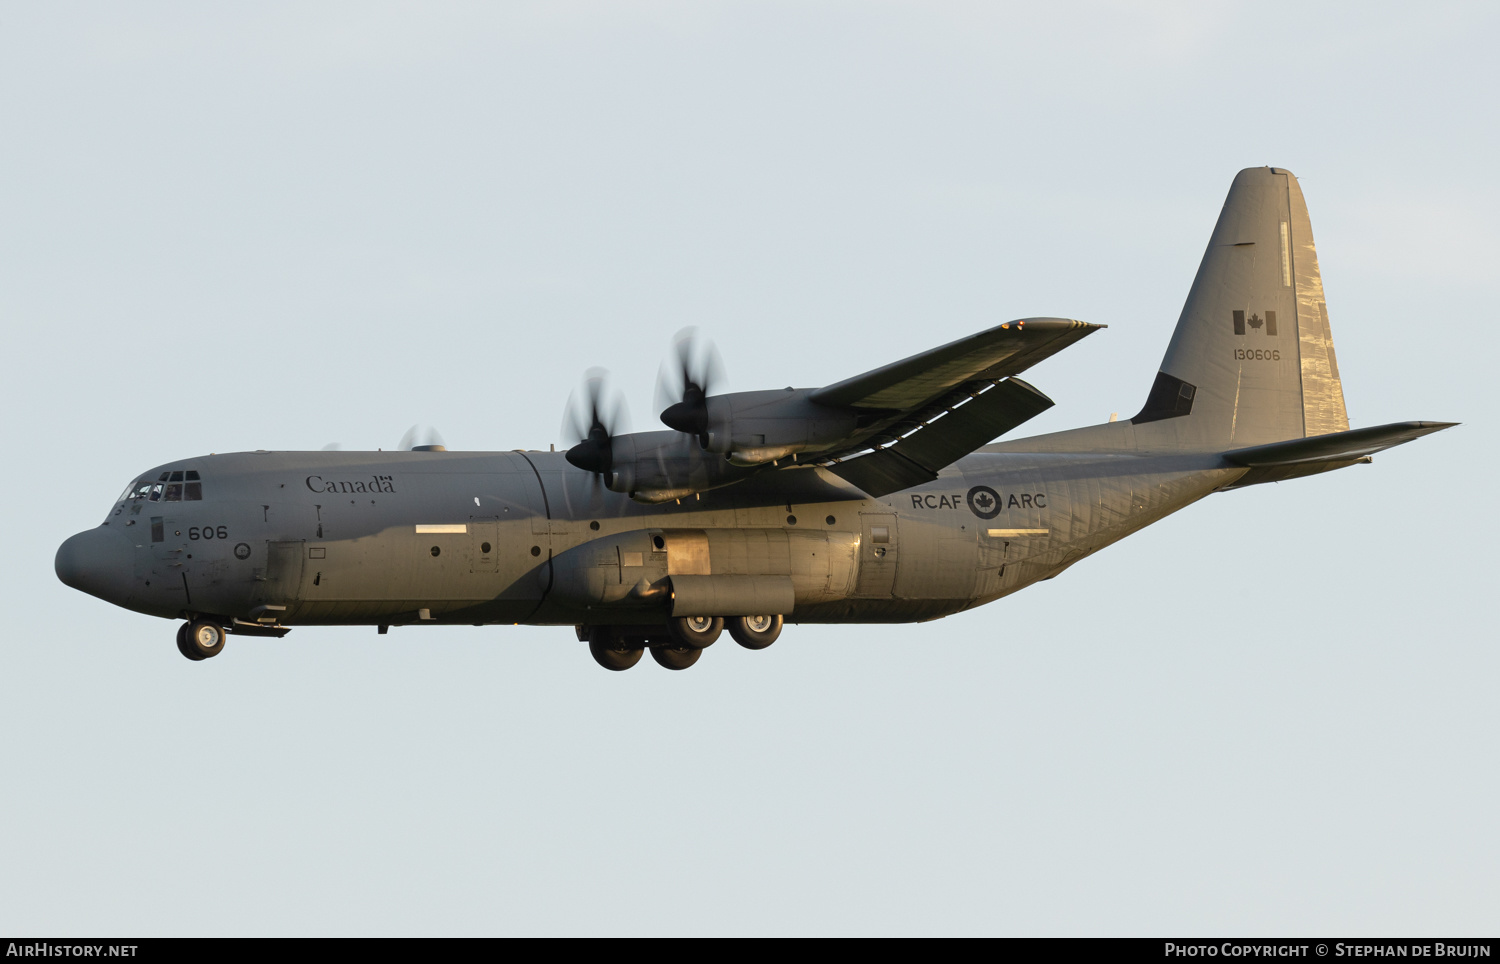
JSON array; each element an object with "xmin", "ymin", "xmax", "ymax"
[
  {"xmin": 254, "ymin": 541, "xmax": 305, "ymax": 613},
  {"xmin": 853, "ymin": 513, "xmax": 899, "ymax": 597}
]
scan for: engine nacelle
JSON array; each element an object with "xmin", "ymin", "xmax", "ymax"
[
  {"xmin": 602, "ymin": 430, "xmax": 756, "ymax": 503},
  {"xmin": 700, "ymin": 389, "xmax": 860, "ymax": 465}
]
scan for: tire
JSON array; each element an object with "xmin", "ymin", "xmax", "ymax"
[
  {"xmin": 182, "ymin": 618, "xmax": 226, "ymax": 659},
  {"xmin": 728, "ymin": 614, "xmax": 783, "ymax": 650},
  {"xmin": 668, "ymin": 615, "xmax": 723, "ymax": 649},
  {"xmin": 587, "ymin": 626, "xmax": 643, "ymax": 671},
  {"xmin": 650, "ymin": 645, "xmax": 702, "ymax": 670},
  {"xmin": 175, "ymin": 622, "xmax": 205, "ymax": 661}
]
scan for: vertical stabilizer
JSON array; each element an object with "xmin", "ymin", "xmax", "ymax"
[{"xmin": 1133, "ymin": 167, "xmax": 1349, "ymax": 448}]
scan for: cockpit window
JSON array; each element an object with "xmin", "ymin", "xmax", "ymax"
[{"xmin": 127, "ymin": 470, "xmax": 204, "ymax": 502}]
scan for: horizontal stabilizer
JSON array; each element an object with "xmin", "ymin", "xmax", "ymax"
[
  {"xmin": 811, "ymin": 318, "xmax": 1099, "ymax": 410},
  {"xmin": 1224, "ymin": 421, "xmax": 1457, "ymax": 467},
  {"xmin": 830, "ymin": 378, "xmax": 1054, "ymax": 497}
]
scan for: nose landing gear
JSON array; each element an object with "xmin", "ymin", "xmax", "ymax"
[{"xmin": 176, "ymin": 618, "xmax": 226, "ymax": 661}]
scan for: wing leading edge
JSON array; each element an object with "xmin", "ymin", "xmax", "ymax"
[{"xmin": 810, "ymin": 318, "xmax": 1101, "ymax": 410}]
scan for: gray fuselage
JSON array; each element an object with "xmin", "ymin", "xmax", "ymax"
[{"xmin": 58, "ymin": 444, "xmax": 1242, "ymax": 630}]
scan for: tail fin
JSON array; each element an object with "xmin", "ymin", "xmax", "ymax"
[{"xmin": 1132, "ymin": 167, "xmax": 1348, "ymax": 448}]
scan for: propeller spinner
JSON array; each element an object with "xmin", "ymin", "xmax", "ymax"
[
  {"xmin": 656, "ymin": 327, "xmax": 724, "ymax": 446},
  {"xmin": 563, "ymin": 369, "xmax": 628, "ymax": 476}
]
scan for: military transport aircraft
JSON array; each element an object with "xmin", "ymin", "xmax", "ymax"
[{"xmin": 55, "ymin": 167, "xmax": 1454, "ymax": 670}]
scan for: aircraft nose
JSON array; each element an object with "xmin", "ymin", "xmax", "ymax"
[{"xmin": 55, "ymin": 526, "xmax": 135, "ymax": 605}]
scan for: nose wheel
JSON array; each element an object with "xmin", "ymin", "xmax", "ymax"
[{"xmin": 176, "ymin": 618, "xmax": 226, "ymax": 661}]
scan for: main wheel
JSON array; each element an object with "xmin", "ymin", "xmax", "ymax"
[
  {"xmin": 668, "ymin": 615, "xmax": 723, "ymax": 649},
  {"xmin": 650, "ymin": 644, "xmax": 702, "ymax": 671},
  {"xmin": 175, "ymin": 622, "xmax": 205, "ymax": 661},
  {"xmin": 587, "ymin": 627, "xmax": 643, "ymax": 671},
  {"xmin": 182, "ymin": 618, "xmax": 226, "ymax": 659},
  {"xmin": 729, "ymin": 614, "xmax": 783, "ymax": 650}
]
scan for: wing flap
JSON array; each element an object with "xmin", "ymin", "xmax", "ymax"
[
  {"xmin": 810, "ymin": 318, "xmax": 1100, "ymax": 410},
  {"xmin": 827, "ymin": 448, "xmax": 937, "ymax": 499},
  {"xmin": 829, "ymin": 378, "xmax": 1055, "ymax": 497}
]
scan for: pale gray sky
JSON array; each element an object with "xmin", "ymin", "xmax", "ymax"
[{"xmin": 1, "ymin": 1, "xmax": 1494, "ymax": 935}]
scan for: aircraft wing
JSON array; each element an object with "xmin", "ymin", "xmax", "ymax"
[
  {"xmin": 810, "ymin": 318, "xmax": 1101, "ymax": 410},
  {"xmin": 579, "ymin": 318, "xmax": 1101, "ymax": 503}
]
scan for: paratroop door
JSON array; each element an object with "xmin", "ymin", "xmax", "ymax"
[{"xmin": 852, "ymin": 513, "xmax": 898, "ymax": 597}]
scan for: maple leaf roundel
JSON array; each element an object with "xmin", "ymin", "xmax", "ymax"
[{"xmin": 966, "ymin": 485, "xmax": 1002, "ymax": 520}]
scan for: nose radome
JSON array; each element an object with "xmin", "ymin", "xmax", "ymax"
[{"xmin": 55, "ymin": 526, "xmax": 135, "ymax": 605}]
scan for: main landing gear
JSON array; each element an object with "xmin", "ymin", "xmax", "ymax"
[
  {"xmin": 668, "ymin": 615, "xmax": 722, "ymax": 649},
  {"xmin": 176, "ymin": 618, "xmax": 226, "ymax": 661},
  {"xmin": 587, "ymin": 626, "xmax": 644, "ymax": 672},
  {"xmin": 728, "ymin": 614, "xmax": 782, "ymax": 650},
  {"xmin": 584, "ymin": 615, "xmax": 783, "ymax": 671}
]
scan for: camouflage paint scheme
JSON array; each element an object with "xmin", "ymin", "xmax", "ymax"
[{"xmin": 56, "ymin": 168, "xmax": 1454, "ymax": 654}]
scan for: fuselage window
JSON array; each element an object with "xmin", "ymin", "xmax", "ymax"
[
  {"xmin": 168, "ymin": 470, "xmax": 184, "ymax": 483},
  {"xmin": 185, "ymin": 470, "xmax": 200, "ymax": 481},
  {"xmin": 164, "ymin": 483, "xmax": 183, "ymax": 502},
  {"xmin": 148, "ymin": 483, "xmax": 163, "ymax": 502},
  {"xmin": 184, "ymin": 482, "xmax": 202, "ymax": 500}
]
